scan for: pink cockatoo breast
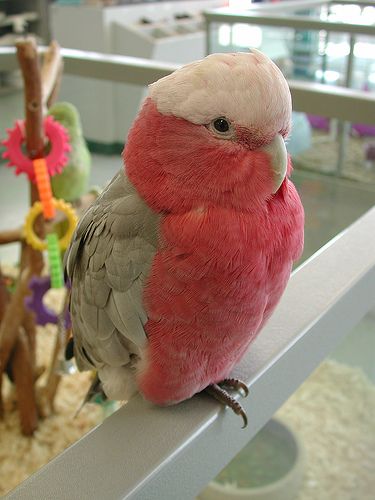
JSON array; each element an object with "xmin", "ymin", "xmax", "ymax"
[{"xmin": 125, "ymin": 99, "xmax": 304, "ymax": 406}]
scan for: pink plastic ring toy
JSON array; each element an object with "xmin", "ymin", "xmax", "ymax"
[{"xmin": 1, "ymin": 116, "xmax": 71, "ymax": 182}]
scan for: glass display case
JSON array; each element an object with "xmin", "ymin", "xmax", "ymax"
[{"xmin": 204, "ymin": 1, "xmax": 375, "ymax": 183}]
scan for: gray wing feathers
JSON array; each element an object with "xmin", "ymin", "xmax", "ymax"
[{"xmin": 65, "ymin": 169, "xmax": 158, "ymax": 371}]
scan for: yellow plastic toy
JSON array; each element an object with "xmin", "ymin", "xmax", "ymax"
[{"xmin": 24, "ymin": 198, "xmax": 78, "ymax": 251}]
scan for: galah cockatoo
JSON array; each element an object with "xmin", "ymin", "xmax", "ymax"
[{"xmin": 65, "ymin": 50, "xmax": 304, "ymax": 427}]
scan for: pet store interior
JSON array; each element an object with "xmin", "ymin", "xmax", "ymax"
[{"xmin": 0, "ymin": 0, "xmax": 374, "ymax": 499}]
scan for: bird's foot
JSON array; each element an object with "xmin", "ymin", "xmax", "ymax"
[
  {"xmin": 219, "ymin": 378, "xmax": 249, "ymax": 397},
  {"xmin": 205, "ymin": 379, "xmax": 249, "ymax": 428}
]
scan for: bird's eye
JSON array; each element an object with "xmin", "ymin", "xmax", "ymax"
[
  {"xmin": 213, "ymin": 118, "xmax": 229, "ymax": 133},
  {"xmin": 208, "ymin": 117, "xmax": 235, "ymax": 139}
]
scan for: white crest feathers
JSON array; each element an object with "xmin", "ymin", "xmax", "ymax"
[{"xmin": 149, "ymin": 50, "xmax": 292, "ymax": 135}]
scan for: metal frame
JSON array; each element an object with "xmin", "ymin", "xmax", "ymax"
[
  {"xmin": 0, "ymin": 47, "xmax": 375, "ymax": 499},
  {"xmin": 1, "ymin": 47, "xmax": 374, "ymax": 124},
  {"xmin": 204, "ymin": 0, "xmax": 375, "ymax": 88},
  {"xmin": 204, "ymin": 3, "xmax": 375, "ymax": 58},
  {"xmin": 204, "ymin": 14, "xmax": 375, "ymax": 38}
]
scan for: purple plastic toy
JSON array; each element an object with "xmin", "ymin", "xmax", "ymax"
[{"xmin": 25, "ymin": 276, "xmax": 71, "ymax": 328}]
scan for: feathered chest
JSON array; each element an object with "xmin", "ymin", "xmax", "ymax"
[
  {"xmin": 144, "ymin": 186, "xmax": 303, "ymax": 331},
  {"xmin": 139, "ymin": 183, "xmax": 303, "ymax": 404}
]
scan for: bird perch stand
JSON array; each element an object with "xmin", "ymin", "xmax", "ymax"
[{"xmin": 0, "ymin": 37, "xmax": 64, "ymax": 435}]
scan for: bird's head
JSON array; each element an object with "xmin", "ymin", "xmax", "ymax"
[
  {"xmin": 49, "ymin": 102, "xmax": 82, "ymax": 136},
  {"xmin": 125, "ymin": 50, "xmax": 292, "ymax": 213}
]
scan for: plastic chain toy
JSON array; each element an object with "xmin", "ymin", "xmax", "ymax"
[
  {"xmin": 24, "ymin": 154, "xmax": 77, "ymax": 289},
  {"xmin": 24, "ymin": 198, "xmax": 77, "ymax": 252},
  {"xmin": 47, "ymin": 233, "xmax": 65, "ymax": 288},
  {"xmin": 33, "ymin": 158, "xmax": 56, "ymax": 219},
  {"xmin": 1, "ymin": 116, "xmax": 71, "ymax": 182}
]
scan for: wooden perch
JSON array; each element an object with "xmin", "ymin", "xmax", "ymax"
[
  {"xmin": 0, "ymin": 267, "xmax": 10, "ymax": 418},
  {"xmin": 0, "ymin": 266, "xmax": 37, "ymax": 434},
  {"xmin": 0, "ymin": 38, "xmax": 65, "ymax": 434},
  {"xmin": 16, "ymin": 38, "xmax": 45, "ymax": 277},
  {"xmin": 38, "ymin": 290, "xmax": 70, "ymax": 416},
  {"xmin": 0, "ymin": 266, "xmax": 9, "ymax": 324},
  {"xmin": 22, "ymin": 309, "xmax": 37, "ymax": 372},
  {"xmin": 0, "ymin": 228, "xmax": 23, "ymax": 245},
  {"xmin": 47, "ymin": 60, "xmax": 64, "ymax": 110},
  {"xmin": 1, "ymin": 37, "xmax": 47, "ymax": 435},
  {"xmin": 11, "ymin": 330, "xmax": 38, "ymax": 435},
  {"xmin": 0, "ymin": 268, "xmax": 32, "ymax": 376},
  {"xmin": 16, "ymin": 38, "xmax": 45, "ymax": 161},
  {"xmin": 41, "ymin": 41, "xmax": 63, "ymax": 112},
  {"xmin": 0, "ymin": 374, "xmax": 3, "ymax": 419}
]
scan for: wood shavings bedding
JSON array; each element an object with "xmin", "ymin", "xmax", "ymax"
[
  {"xmin": 294, "ymin": 131, "xmax": 375, "ymax": 185},
  {"xmin": 0, "ymin": 323, "xmax": 104, "ymax": 496},
  {"xmin": 277, "ymin": 359, "xmax": 375, "ymax": 500}
]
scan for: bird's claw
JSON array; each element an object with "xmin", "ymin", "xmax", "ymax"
[
  {"xmin": 219, "ymin": 378, "xmax": 249, "ymax": 397},
  {"xmin": 232, "ymin": 400, "xmax": 248, "ymax": 429},
  {"xmin": 205, "ymin": 383, "xmax": 248, "ymax": 428}
]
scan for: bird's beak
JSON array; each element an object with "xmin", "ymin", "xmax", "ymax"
[{"xmin": 261, "ymin": 134, "xmax": 288, "ymax": 193}]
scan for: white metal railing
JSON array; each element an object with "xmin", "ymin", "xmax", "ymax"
[
  {"xmin": 204, "ymin": 12, "xmax": 375, "ymax": 38},
  {"xmin": 204, "ymin": 1, "xmax": 375, "ymax": 175},
  {"xmin": 204, "ymin": 0, "xmax": 375, "ymax": 88},
  {"xmin": 1, "ymin": 47, "xmax": 375, "ymax": 499},
  {"xmin": 1, "ymin": 46, "xmax": 374, "ymax": 124}
]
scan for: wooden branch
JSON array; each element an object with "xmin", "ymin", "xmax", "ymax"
[
  {"xmin": 16, "ymin": 38, "xmax": 45, "ymax": 160},
  {"xmin": 0, "ymin": 375, "xmax": 3, "ymax": 419},
  {"xmin": 11, "ymin": 329, "xmax": 38, "ymax": 435},
  {"xmin": 41, "ymin": 41, "xmax": 62, "ymax": 112},
  {"xmin": 16, "ymin": 37, "xmax": 45, "ymax": 277},
  {"xmin": 38, "ymin": 291, "xmax": 70, "ymax": 417},
  {"xmin": 47, "ymin": 60, "xmax": 64, "ymax": 110},
  {"xmin": 2, "ymin": 37, "xmax": 53, "ymax": 435},
  {"xmin": 22, "ymin": 310, "xmax": 37, "ymax": 372},
  {"xmin": 0, "ymin": 266, "xmax": 9, "ymax": 324},
  {"xmin": 0, "ymin": 268, "xmax": 10, "ymax": 421},
  {"xmin": 0, "ymin": 268, "xmax": 38, "ymax": 433},
  {"xmin": 0, "ymin": 269, "xmax": 31, "ymax": 378},
  {"xmin": 5, "ymin": 38, "xmax": 65, "ymax": 433},
  {"xmin": 0, "ymin": 266, "xmax": 9, "ymax": 419},
  {"xmin": 19, "ymin": 240, "xmax": 29, "ymax": 276},
  {"xmin": 0, "ymin": 228, "xmax": 23, "ymax": 245}
]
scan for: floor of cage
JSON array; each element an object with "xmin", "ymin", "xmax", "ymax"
[
  {"xmin": 0, "ymin": 273, "xmax": 104, "ymax": 496},
  {"xmin": 293, "ymin": 129, "xmax": 375, "ymax": 185}
]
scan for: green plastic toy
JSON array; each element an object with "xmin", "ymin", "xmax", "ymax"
[{"xmin": 47, "ymin": 233, "xmax": 64, "ymax": 289}]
